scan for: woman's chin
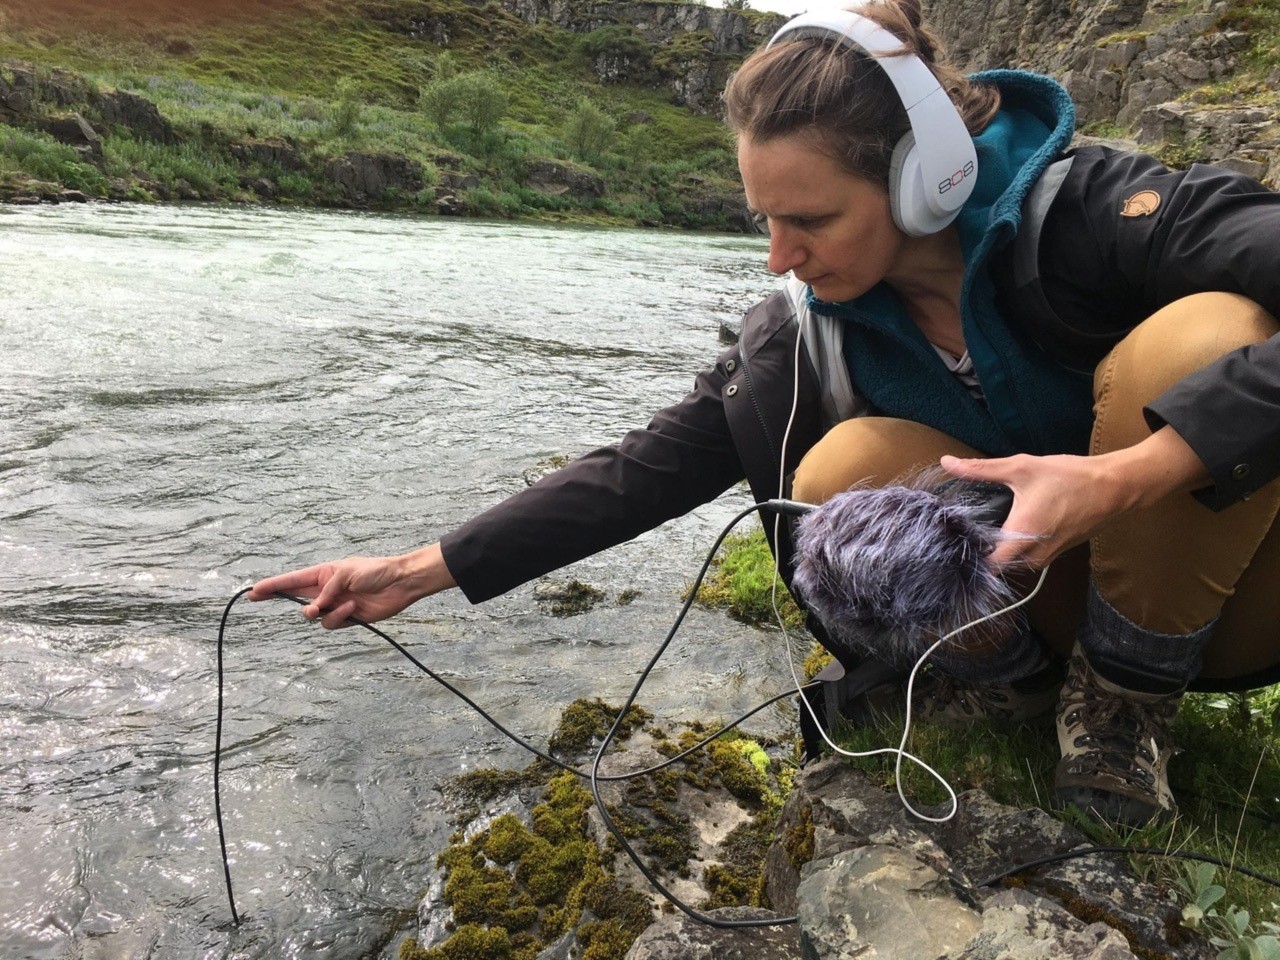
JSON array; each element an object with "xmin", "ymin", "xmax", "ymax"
[{"xmin": 806, "ymin": 276, "xmax": 849, "ymax": 302}]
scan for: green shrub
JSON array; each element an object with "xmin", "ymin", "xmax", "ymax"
[
  {"xmin": 419, "ymin": 75, "xmax": 463, "ymax": 131},
  {"xmin": 563, "ymin": 98, "xmax": 615, "ymax": 163},
  {"xmin": 455, "ymin": 72, "xmax": 507, "ymax": 135},
  {"xmin": 466, "ymin": 184, "xmax": 524, "ymax": 217},
  {"xmin": 330, "ymin": 77, "xmax": 362, "ymax": 139},
  {"xmin": 274, "ymin": 170, "xmax": 314, "ymax": 199},
  {"xmin": 580, "ymin": 24, "xmax": 651, "ymax": 65}
]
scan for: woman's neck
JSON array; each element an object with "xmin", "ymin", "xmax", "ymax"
[{"xmin": 885, "ymin": 227, "xmax": 968, "ymax": 356}]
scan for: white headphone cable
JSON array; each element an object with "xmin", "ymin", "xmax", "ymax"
[{"xmin": 768, "ymin": 305, "xmax": 1049, "ymax": 822}]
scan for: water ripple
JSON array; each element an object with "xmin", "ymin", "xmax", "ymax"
[{"xmin": 0, "ymin": 204, "xmax": 785, "ymax": 960}]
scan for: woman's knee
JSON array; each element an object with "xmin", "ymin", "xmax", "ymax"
[
  {"xmin": 1094, "ymin": 293, "xmax": 1279, "ymax": 406},
  {"xmin": 793, "ymin": 417, "xmax": 981, "ymax": 504}
]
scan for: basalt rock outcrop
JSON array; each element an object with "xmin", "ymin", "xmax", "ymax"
[
  {"xmin": 325, "ymin": 150, "xmax": 428, "ymax": 202},
  {"xmin": 0, "ymin": 61, "xmax": 176, "ymax": 144},
  {"xmin": 495, "ymin": 0, "xmax": 784, "ymax": 113},
  {"xmin": 625, "ymin": 755, "xmax": 1216, "ymax": 960},
  {"xmin": 929, "ymin": 0, "xmax": 1280, "ymax": 186},
  {"xmin": 402, "ymin": 706, "xmax": 1215, "ymax": 960}
]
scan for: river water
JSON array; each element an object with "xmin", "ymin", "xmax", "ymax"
[{"xmin": 0, "ymin": 203, "xmax": 802, "ymax": 959}]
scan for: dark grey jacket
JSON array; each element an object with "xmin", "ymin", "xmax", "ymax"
[{"xmin": 441, "ymin": 147, "xmax": 1280, "ymax": 604}]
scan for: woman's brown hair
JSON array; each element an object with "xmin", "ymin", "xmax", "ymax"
[{"xmin": 723, "ymin": 0, "xmax": 1000, "ymax": 188}]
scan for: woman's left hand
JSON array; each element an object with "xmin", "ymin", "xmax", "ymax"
[{"xmin": 940, "ymin": 425, "xmax": 1213, "ymax": 570}]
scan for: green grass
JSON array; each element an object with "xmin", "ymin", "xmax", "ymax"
[
  {"xmin": 1218, "ymin": 0, "xmax": 1280, "ymax": 73},
  {"xmin": 0, "ymin": 0, "xmax": 750, "ymax": 225},
  {"xmin": 0, "ymin": 125, "xmax": 107, "ymax": 193},
  {"xmin": 102, "ymin": 133, "xmax": 239, "ymax": 194}
]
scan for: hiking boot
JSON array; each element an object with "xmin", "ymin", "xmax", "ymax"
[
  {"xmin": 1054, "ymin": 651, "xmax": 1181, "ymax": 827},
  {"xmin": 912, "ymin": 668, "xmax": 1062, "ymax": 726}
]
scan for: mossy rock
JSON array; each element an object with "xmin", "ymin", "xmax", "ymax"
[
  {"xmin": 549, "ymin": 698, "xmax": 653, "ymax": 754},
  {"xmin": 533, "ymin": 578, "xmax": 606, "ymax": 617},
  {"xmin": 419, "ymin": 769, "xmax": 654, "ymax": 960}
]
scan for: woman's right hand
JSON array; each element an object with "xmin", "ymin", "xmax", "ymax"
[{"xmin": 248, "ymin": 543, "xmax": 458, "ymax": 629}]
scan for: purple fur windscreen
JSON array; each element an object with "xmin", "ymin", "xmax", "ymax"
[{"xmin": 791, "ymin": 470, "xmax": 1022, "ymax": 668}]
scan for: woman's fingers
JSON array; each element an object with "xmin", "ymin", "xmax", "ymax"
[
  {"xmin": 306, "ymin": 566, "xmax": 351, "ymax": 617},
  {"xmin": 248, "ymin": 566, "xmax": 325, "ymax": 601},
  {"xmin": 939, "ymin": 453, "xmax": 1014, "ymax": 483},
  {"xmin": 320, "ymin": 599, "xmax": 359, "ymax": 630}
]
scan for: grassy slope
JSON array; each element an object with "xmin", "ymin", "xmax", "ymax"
[{"xmin": 0, "ymin": 0, "xmax": 744, "ymax": 226}]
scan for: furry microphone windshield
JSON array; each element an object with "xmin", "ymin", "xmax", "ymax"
[{"xmin": 790, "ymin": 471, "xmax": 1022, "ymax": 668}]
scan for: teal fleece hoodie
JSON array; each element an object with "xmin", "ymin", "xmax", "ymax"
[{"xmin": 808, "ymin": 70, "xmax": 1095, "ymax": 457}]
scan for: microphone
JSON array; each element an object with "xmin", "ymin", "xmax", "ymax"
[{"xmin": 789, "ymin": 472, "xmax": 1021, "ymax": 668}]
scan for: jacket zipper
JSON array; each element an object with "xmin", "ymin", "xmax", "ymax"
[{"xmin": 738, "ymin": 339, "xmax": 780, "ymax": 469}]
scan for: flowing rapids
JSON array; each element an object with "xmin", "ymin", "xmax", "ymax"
[{"xmin": 0, "ymin": 203, "xmax": 804, "ymax": 959}]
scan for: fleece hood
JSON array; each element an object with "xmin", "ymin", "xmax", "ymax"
[{"xmin": 806, "ymin": 70, "xmax": 1094, "ymax": 457}]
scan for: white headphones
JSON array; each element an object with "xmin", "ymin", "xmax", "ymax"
[{"xmin": 766, "ymin": 10, "xmax": 979, "ymax": 237}]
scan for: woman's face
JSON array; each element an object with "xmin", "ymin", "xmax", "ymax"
[{"xmin": 738, "ymin": 134, "xmax": 906, "ymax": 303}]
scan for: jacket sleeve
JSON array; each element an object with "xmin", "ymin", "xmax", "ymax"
[
  {"xmin": 439, "ymin": 346, "xmax": 746, "ymax": 603},
  {"xmin": 1040, "ymin": 149, "xmax": 1280, "ymax": 508}
]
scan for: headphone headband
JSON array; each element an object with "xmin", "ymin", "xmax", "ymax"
[{"xmin": 766, "ymin": 10, "xmax": 978, "ymax": 226}]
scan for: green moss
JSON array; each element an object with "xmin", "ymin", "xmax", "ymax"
[
  {"xmin": 698, "ymin": 817, "xmax": 776, "ymax": 909},
  {"xmin": 1096, "ymin": 30, "xmax": 1151, "ymax": 46},
  {"xmin": 549, "ymin": 698, "xmax": 652, "ymax": 754},
  {"xmin": 577, "ymin": 919, "xmax": 639, "ymax": 960},
  {"xmin": 532, "ymin": 771, "xmax": 594, "ymax": 844},
  {"xmin": 541, "ymin": 579, "xmax": 605, "ymax": 617},
  {"xmin": 604, "ymin": 793, "xmax": 697, "ymax": 875},
  {"xmin": 692, "ymin": 527, "xmax": 805, "ymax": 628},
  {"xmin": 1152, "ymin": 132, "xmax": 1212, "ymax": 169},
  {"xmin": 425, "ymin": 767, "xmax": 653, "ymax": 960},
  {"xmin": 453, "ymin": 768, "xmax": 536, "ymax": 803},
  {"xmin": 485, "ymin": 814, "xmax": 534, "ymax": 865},
  {"xmin": 1080, "ymin": 120, "xmax": 1131, "ymax": 140},
  {"xmin": 782, "ymin": 805, "xmax": 815, "ymax": 871},
  {"xmin": 707, "ymin": 739, "xmax": 770, "ymax": 808},
  {"xmin": 401, "ymin": 924, "xmax": 514, "ymax": 960}
]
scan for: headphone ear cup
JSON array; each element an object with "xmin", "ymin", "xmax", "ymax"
[
  {"xmin": 887, "ymin": 130, "xmax": 917, "ymax": 235},
  {"xmin": 888, "ymin": 130, "xmax": 962, "ymax": 237}
]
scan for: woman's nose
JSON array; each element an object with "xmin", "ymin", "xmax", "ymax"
[{"xmin": 767, "ymin": 228, "xmax": 806, "ymax": 276}]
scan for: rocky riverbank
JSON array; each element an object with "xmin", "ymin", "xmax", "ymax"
[{"xmin": 400, "ymin": 700, "xmax": 1231, "ymax": 960}]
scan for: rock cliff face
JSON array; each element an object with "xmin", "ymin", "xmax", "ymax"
[
  {"xmin": 502, "ymin": 0, "xmax": 782, "ymax": 57},
  {"xmin": 489, "ymin": 0, "xmax": 1279, "ymax": 181},
  {"xmin": 928, "ymin": 0, "xmax": 1279, "ymax": 184},
  {"xmin": 499, "ymin": 0, "xmax": 784, "ymax": 112}
]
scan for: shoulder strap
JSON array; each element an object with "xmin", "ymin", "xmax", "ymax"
[{"xmin": 1011, "ymin": 155, "xmax": 1075, "ymax": 288}]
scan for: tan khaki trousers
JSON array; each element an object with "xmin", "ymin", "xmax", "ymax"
[{"xmin": 792, "ymin": 293, "xmax": 1280, "ymax": 688}]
